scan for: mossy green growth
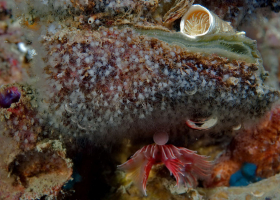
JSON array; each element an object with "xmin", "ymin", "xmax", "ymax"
[{"xmin": 136, "ymin": 29, "xmax": 262, "ymax": 64}]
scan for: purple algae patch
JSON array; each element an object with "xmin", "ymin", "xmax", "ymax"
[{"xmin": 0, "ymin": 86, "xmax": 21, "ymax": 108}]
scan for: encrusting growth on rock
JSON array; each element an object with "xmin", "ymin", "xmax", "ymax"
[
  {"xmin": 205, "ymin": 105, "xmax": 280, "ymax": 187},
  {"xmin": 38, "ymin": 25, "xmax": 278, "ymax": 143},
  {"xmin": 0, "ymin": 84, "xmax": 41, "ymax": 150},
  {"xmin": 4, "ymin": 0, "xmax": 280, "ymax": 198}
]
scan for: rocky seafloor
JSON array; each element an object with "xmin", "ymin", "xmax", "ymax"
[{"xmin": 1, "ymin": 0, "xmax": 280, "ymax": 199}]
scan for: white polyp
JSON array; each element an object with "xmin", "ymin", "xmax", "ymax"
[
  {"xmin": 153, "ymin": 132, "xmax": 169, "ymax": 145},
  {"xmin": 232, "ymin": 124, "xmax": 242, "ymax": 131},
  {"xmin": 180, "ymin": 4, "xmax": 212, "ymax": 39},
  {"xmin": 186, "ymin": 116, "xmax": 218, "ymax": 130},
  {"xmin": 88, "ymin": 17, "xmax": 95, "ymax": 24}
]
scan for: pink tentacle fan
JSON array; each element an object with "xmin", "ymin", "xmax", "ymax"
[{"xmin": 117, "ymin": 132, "xmax": 212, "ymax": 196}]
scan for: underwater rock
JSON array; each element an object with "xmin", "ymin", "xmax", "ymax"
[
  {"xmin": 196, "ymin": 0, "xmax": 280, "ymax": 28},
  {"xmin": 0, "ymin": 131, "xmax": 22, "ymax": 200},
  {"xmin": 10, "ymin": 0, "xmax": 176, "ymax": 32},
  {"xmin": 0, "ymin": 84, "xmax": 41, "ymax": 150},
  {"xmin": 230, "ymin": 105, "xmax": 280, "ymax": 178},
  {"xmin": 0, "ymin": 136, "xmax": 73, "ymax": 200},
  {"xmin": 0, "ymin": 0, "xmax": 34, "ymax": 85},
  {"xmin": 0, "ymin": 83, "xmax": 73, "ymax": 199},
  {"xmin": 9, "ymin": 0, "xmax": 279, "ymax": 146},
  {"xmin": 36, "ymin": 23, "xmax": 279, "ymax": 145},
  {"xmin": 114, "ymin": 163, "xmax": 280, "ymax": 200},
  {"xmin": 205, "ymin": 105, "xmax": 280, "ymax": 187},
  {"xmin": 199, "ymin": 173, "xmax": 280, "ymax": 200},
  {"xmin": 0, "ymin": 18, "xmax": 25, "ymax": 85},
  {"xmin": 6, "ymin": 0, "xmax": 280, "ymax": 199},
  {"xmin": 113, "ymin": 164, "xmax": 205, "ymax": 200}
]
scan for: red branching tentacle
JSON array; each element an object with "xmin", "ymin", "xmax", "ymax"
[
  {"xmin": 118, "ymin": 144, "xmax": 212, "ymax": 195},
  {"xmin": 117, "ymin": 145, "xmax": 156, "ymax": 196},
  {"xmin": 141, "ymin": 159, "xmax": 154, "ymax": 196},
  {"xmin": 164, "ymin": 145, "xmax": 212, "ymax": 188},
  {"xmin": 162, "ymin": 145, "xmax": 188, "ymax": 187}
]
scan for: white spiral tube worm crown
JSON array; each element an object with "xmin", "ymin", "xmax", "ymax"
[{"xmin": 180, "ymin": 4, "xmax": 234, "ymax": 39}]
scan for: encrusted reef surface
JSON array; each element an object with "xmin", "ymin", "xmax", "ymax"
[
  {"xmin": 205, "ymin": 105, "xmax": 280, "ymax": 188},
  {"xmin": 0, "ymin": 0, "xmax": 27, "ymax": 85},
  {"xmin": 0, "ymin": 83, "xmax": 73, "ymax": 199},
  {"xmin": 1, "ymin": 0, "xmax": 280, "ymax": 199},
  {"xmin": 111, "ymin": 167, "xmax": 280, "ymax": 200},
  {"xmin": 38, "ymin": 25, "xmax": 278, "ymax": 144},
  {"xmin": 200, "ymin": 173, "xmax": 280, "ymax": 200},
  {"xmin": 0, "ymin": 133, "xmax": 73, "ymax": 200}
]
